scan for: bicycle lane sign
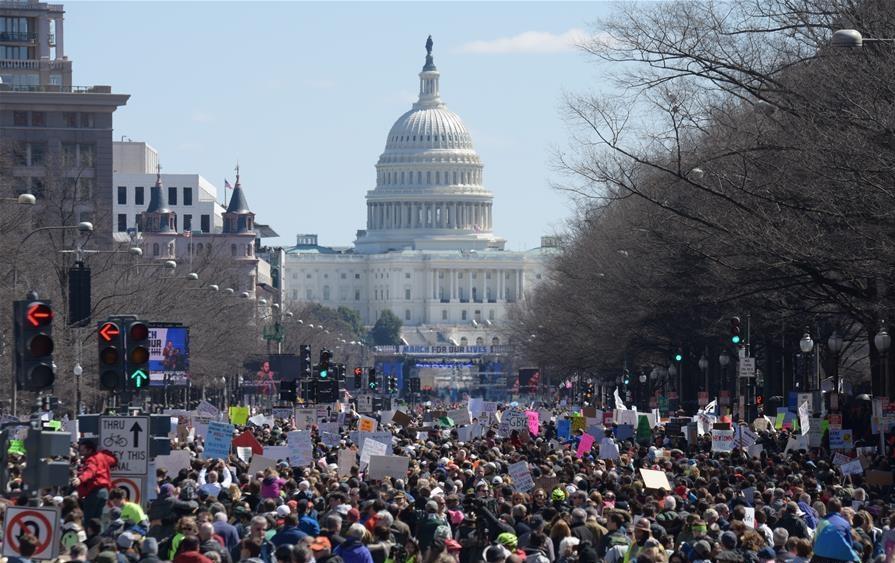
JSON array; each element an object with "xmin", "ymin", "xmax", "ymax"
[{"xmin": 100, "ymin": 416, "xmax": 149, "ymax": 475}]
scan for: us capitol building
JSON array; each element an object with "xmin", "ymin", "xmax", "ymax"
[{"xmin": 283, "ymin": 38, "xmax": 554, "ymax": 347}]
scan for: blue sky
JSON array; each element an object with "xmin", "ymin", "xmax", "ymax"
[{"xmin": 67, "ymin": 1, "xmax": 616, "ymax": 249}]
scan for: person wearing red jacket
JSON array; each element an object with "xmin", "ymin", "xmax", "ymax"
[{"xmin": 71, "ymin": 436, "xmax": 117, "ymax": 522}]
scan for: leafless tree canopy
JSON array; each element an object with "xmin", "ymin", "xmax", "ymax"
[{"xmin": 513, "ymin": 0, "xmax": 895, "ymax": 394}]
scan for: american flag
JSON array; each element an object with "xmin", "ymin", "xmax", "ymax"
[{"xmin": 224, "ymin": 179, "xmax": 233, "ymax": 190}]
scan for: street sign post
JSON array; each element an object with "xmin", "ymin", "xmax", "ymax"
[
  {"xmin": 100, "ymin": 416, "xmax": 149, "ymax": 475},
  {"xmin": 2, "ymin": 506, "xmax": 59, "ymax": 560},
  {"xmin": 738, "ymin": 357, "xmax": 756, "ymax": 378}
]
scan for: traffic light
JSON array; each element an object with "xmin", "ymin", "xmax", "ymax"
[
  {"xmin": 336, "ymin": 364, "xmax": 346, "ymax": 383},
  {"xmin": 316, "ymin": 379, "xmax": 339, "ymax": 403},
  {"xmin": 319, "ymin": 349, "xmax": 331, "ymax": 379},
  {"xmin": 98, "ymin": 320, "xmax": 125, "ymax": 390},
  {"xmin": 299, "ymin": 345, "xmax": 312, "ymax": 380},
  {"xmin": 15, "ymin": 299, "xmax": 55, "ymax": 391},
  {"xmin": 409, "ymin": 377, "xmax": 420, "ymax": 393},
  {"xmin": 622, "ymin": 369, "xmax": 630, "ymax": 386},
  {"xmin": 368, "ymin": 368, "xmax": 378, "ymax": 391},
  {"xmin": 674, "ymin": 350, "xmax": 683, "ymax": 362},
  {"xmin": 755, "ymin": 394, "xmax": 764, "ymax": 406},
  {"xmin": 730, "ymin": 316, "xmax": 742, "ymax": 345},
  {"xmin": 125, "ymin": 320, "xmax": 150, "ymax": 389},
  {"xmin": 388, "ymin": 376, "xmax": 398, "ymax": 393},
  {"xmin": 279, "ymin": 380, "xmax": 297, "ymax": 403},
  {"xmin": 353, "ymin": 367, "xmax": 363, "ymax": 388}
]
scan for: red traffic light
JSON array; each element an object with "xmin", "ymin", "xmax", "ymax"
[
  {"xmin": 99, "ymin": 322, "xmax": 120, "ymax": 342},
  {"xmin": 26, "ymin": 302, "xmax": 52, "ymax": 327},
  {"xmin": 354, "ymin": 367, "xmax": 363, "ymax": 376},
  {"xmin": 129, "ymin": 322, "xmax": 149, "ymax": 340}
]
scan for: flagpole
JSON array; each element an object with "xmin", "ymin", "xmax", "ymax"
[{"xmin": 224, "ymin": 178, "xmax": 229, "ymax": 208}]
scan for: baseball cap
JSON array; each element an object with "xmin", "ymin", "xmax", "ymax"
[
  {"xmin": 276, "ymin": 505, "xmax": 291, "ymax": 517},
  {"xmin": 310, "ymin": 536, "xmax": 332, "ymax": 552}
]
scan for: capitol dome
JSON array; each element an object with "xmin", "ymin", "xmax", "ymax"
[{"xmin": 356, "ymin": 37, "xmax": 504, "ymax": 254}]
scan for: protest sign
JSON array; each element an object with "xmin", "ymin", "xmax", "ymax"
[
  {"xmin": 154, "ymin": 450, "xmax": 191, "ymax": 474},
  {"xmin": 840, "ymin": 459, "xmax": 863, "ymax": 476},
  {"xmin": 203, "ymin": 422, "xmax": 234, "ymax": 460},
  {"xmin": 557, "ymin": 419, "xmax": 571, "ymax": 439},
  {"xmin": 499, "ymin": 410, "xmax": 528, "ymax": 437},
  {"xmin": 367, "ymin": 455, "xmax": 410, "ymax": 481},
  {"xmin": 360, "ymin": 439, "xmax": 387, "ymax": 467},
  {"xmin": 508, "ymin": 461, "xmax": 535, "ymax": 492},
  {"xmin": 338, "ymin": 448, "xmax": 356, "ymax": 477},
  {"xmin": 711, "ymin": 429, "xmax": 735, "ymax": 453},
  {"xmin": 448, "ymin": 408, "xmax": 471, "ymax": 427},
  {"xmin": 735, "ymin": 426, "xmax": 757, "ymax": 449},
  {"xmin": 614, "ymin": 424, "xmax": 634, "ymax": 441},
  {"xmin": 747, "ymin": 444, "xmax": 763, "ymax": 459},
  {"xmin": 526, "ymin": 411, "xmax": 540, "ymax": 436},
  {"xmin": 392, "ymin": 411, "xmax": 412, "ymax": 427},
  {"xmin": 616, "ymin": 409, "xmax": 638, "ymax": 427},
  {"xmin": 577, "ymin": 434, "xmax": 595, "ymax": 459},
  {"xmin": 232, "ymin": 431, "xmax": 263, "ymax": 455},
  {"xmin": 228, "ymin": 406, "xmax": 249, "ymax": 426},
  {"xmin": 351, "ymin": 431, "xmax": 393, "ymax": 455},
  {"xmin": 248, "ymin": 455, "xmax": 278, "ymax": 475},
  {"xmin": 468, "ymin": 398, "xmax": 484, "ymax": 418},
  {"xmin": 808, "ymin": 417, "xmax": 825, "ymax": 448},
  {"xmin": 639, "ymin": 468, "xmax": 671, "ymax": 491},
  {"xmin": 358, "ymin": 415, "xmax": 378, "ymax": 433},
  {"xmin": 294, "ymin": 408, "xmax": 316, "ymax": 430},
  {"xmin": 785, "ymin": 434, "xmax": 808, "ymax": 453},
  {"xmin": 829, "ymin": 429, "xmax": 853, "ymax": 450},
  {"xmin": 867, "ymin": 470, "xmax": 894, "ymax": 486},
  {"xmin": 236, "ymin": 447, "xmax": 253, "ymax": 463},
  {"xmin": 263, "ymin": 446, "xmax": 291, "ymax": 462},
  {"xmin": 249, "ymin": 414, "xmax": 273, "ymax": 428},
  {"xmin": 287, "ymin": 431, "xmax": 313, "ymax": 467},
  {"xmin": 599, "ymin": 437, "xmax": 620, "ymax": 460},
  {"xmin": 798, "ymin": 402, "xmax": 811, "ymax": 436},
  {"xmin": 832, "ymin": 452, "xmax": 851, "ymax": 466},
  {"xmin": 196, "ymin": 400, "xmax": 220, "ymax": 418},
  {"xmin": 743, "ymin": 507, "xmax": 755, "ymax": 528}
]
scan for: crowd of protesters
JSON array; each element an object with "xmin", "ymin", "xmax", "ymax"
[{"xmin": 0, "ymin": 398, "xmax": 893, "ymax": 563}]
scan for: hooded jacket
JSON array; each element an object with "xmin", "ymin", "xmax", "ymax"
[
  {"xmin": 77, "ymin": 450, "xmax": 117, "ymax": 497},
  {"xmin": 812, "ymin": 513, "xmax": 860, "ymax": 562},
  {"xmin": 333, "ymin": 538, "xmax": 375, "ymax": 563}
]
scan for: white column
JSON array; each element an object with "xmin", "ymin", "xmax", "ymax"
[
  {"xmin": 55, "ymin": 17, "xmax": 64, "ymax": 59},
  {"xmin": 498, "ymin": 270, "xmax": 504, "ymax": 300}
]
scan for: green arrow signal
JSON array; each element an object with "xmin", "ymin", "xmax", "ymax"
[{"xmin": 130, "ymin": 369, "xmax": 149, "ymax": 388}]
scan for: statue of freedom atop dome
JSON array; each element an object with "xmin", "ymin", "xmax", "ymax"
[{"xmin": 426, "ymin": 35, "xmax": 433, "ymax": 56}]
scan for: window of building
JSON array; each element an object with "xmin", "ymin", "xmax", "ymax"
[
  {"xmin": 306, "ymin": 289, "xmax": 313, "ymax": 299},
  {"xmin": 200, "ymin": 214, "xmax": 210, "ymax": 232},
  {"xmin": 183, "ymin": 214, "xmax": 192, "ymax": 232},
  {"xmin": 427, "ymin": 171, "xmax": 431, "ymax": 184},
  {"xmin": 355, "ymin": 273, "xmax": 361, "ymax": 279},
  {"xmin": 492, "ymin": 336, "xmax": 500, "ymax": 346},
  {"xmin": 183, "ymin": 187, "xmax": 192, "ymax": 206},
  {"xmin": 442, "ymin": 310, "xmax": 448, "ymax": 321},
  {"xmin": 231, "ymin": 244, "xmax": 237, "ymax": 256},
  {"xmin": 246, "ymin": 244, "xmax": 253, "ymax": 257},
  {"xmin": 476, "ymin": 337, "xmax": 484, "ymax": 345},
  {"xmin": 404, "ymin": 289, "xmax": 410, "ymax": 300},
  {"xmin": 63, "ymin": 112, "xmax": 78, "ymax": 128},
  {"xmin": 117, "ymin": 214, "xmax": 127, "ymax": 232},
  {"xmin": 168, "ymin": 242, "xmax": 174, "ymax": 257},
  {"xmin": 461, "ymin": 310, "xmax": 467, "ymax": 321},
  {"xmin": 135, "ymin": 186, "xmax": 145, "ymax": 206},
  {"xmin": 324, "ymin": 274, "xmax": 328, "ymax": 279},
  {"xmin": 405, "ymin": 309, "xmax": 411, "ymax": 321},
  {"xmin": 292, "ymin": 290, "xmax": 298, "ymax": 299},
  {"xmin": 13, "ymin": 111, "xmax": 27, "ymax": 126},
  {"xmin": 152, "ymin": 243, "xmax": 160, "ymax": 257},
  {"xmin": 406, "ymin": 272, "xmax": 411, "ymax": 279},
  {"xmin": 79, "ymin": 144, "xmax": 95, "ymax": 167},
  {"xmin": 168, "ymin": 187, "xmax": 177, "ymax": 205},
  {"xmin": 489, "ymin": 310, "xmax": 495, "ymax": 321},
  {"xmin": 341, "ymin": 273, "xmax": 347, "ymax": 279},
  {"xmin": 474, "ymin": 310, "xmax": 481, "ymax": 322},
  {"xmin": 29, "ymin": 143, "xmax": 45, "ymax": 166},
  {"xmin": 460, "ymin": 336, "xmax": 468, "ymax": 346},
  {"xmin": 80, "ymin": 113, "xmax": 95, "ymax": 128},
  {"xmin": 323, "ymin": 286, "xmax": 331, "ymax": 300},
  {"xmin": 306, "ymin": 274, "xmax": 312, "ymax": 279},
  {"xmin": 117, "ymin": 186, "xmax": 127, "ymax": 205},
  {"xmin": 355, "ymin": 289, "xmax": 361, "ymax": 301},
  {"xmin": 30, "ymin": 112, "xmax": 46, "ymax": 127}
]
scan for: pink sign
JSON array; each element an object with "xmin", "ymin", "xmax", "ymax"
[
  {"xmin": 577, "ymin": 434, "xmax": 595, "ymax": 458},
  {"xmin": 526, "ymin": 411, "xmax": 540, "ymax": 436}
]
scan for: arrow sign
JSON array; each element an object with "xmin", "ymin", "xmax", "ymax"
[
  {"xmin": 129, "ymin": 421, "xmax": 143, "ymax": 448},
  {"xmin": 99, "ymin": 322, "xmax": 120, "ymax": 342},
  {"xmin": 26, "ymin": 303, "xmax": 52, "ymax": 327},
  {"xmin": 130, "ymin": 369, "xmax": 148, "ymax": 388}
]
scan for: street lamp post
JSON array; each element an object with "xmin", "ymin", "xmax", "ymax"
[
  {"xmin": 667, "ymin": 363, "xmax": 678, "ymax": 411},
  {"xmin": 875, "ymin": 324, "xmax": 891, "ymax": 400},
  {"xmin": 827, "ymin": 331, "xmax": 844, "ymax": 410},
  {"xmin": 638, "ymin": 373, "xmax": 648, "ymax": 410},
  {"xmin": 799, "ymin": 329, "xmax": 814, "ymax": 391},
  {"xmin": 12, "ymin": 221, "xmax": 94, "ymax": 291},
  {"xmin": 719, "ymin": 351, "xmax": 730, "ymax": 414},
  {"xmin": 698, "ymin": 353, "xmax": 709, "ymax": 399}
]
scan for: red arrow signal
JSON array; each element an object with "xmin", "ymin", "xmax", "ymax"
[
  {"xmin": 99, "ymin": 322, "xmax": 120, "ymax": 342},
  {"xmin": 26, "ymin": 303, "xmax": 52, "ymax": 327}
]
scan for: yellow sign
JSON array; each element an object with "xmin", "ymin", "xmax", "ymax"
[
  {"xmin": 571, "ymin": 416, "xmax": 586, "ymax": 432},
  {"xmin": 229, "ymin": 406, "xmax": 249, "ymax": 426}
]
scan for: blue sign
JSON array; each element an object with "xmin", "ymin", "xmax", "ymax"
[
  {"xmin": 204, "ymin": 421, "xmax": 234, "ymax": 460},
  {"xmin": 557, "ymin": 419, "xmax": 571, "ymax": 439}
]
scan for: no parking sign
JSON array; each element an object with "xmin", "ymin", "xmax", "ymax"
[
  {"xmin": 111, "ymin": 475, "xmax": 146, "ymax": 507},
  {"xmin": 2, "ymin": 506, "xmax": 59, "ymax": 560}
]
